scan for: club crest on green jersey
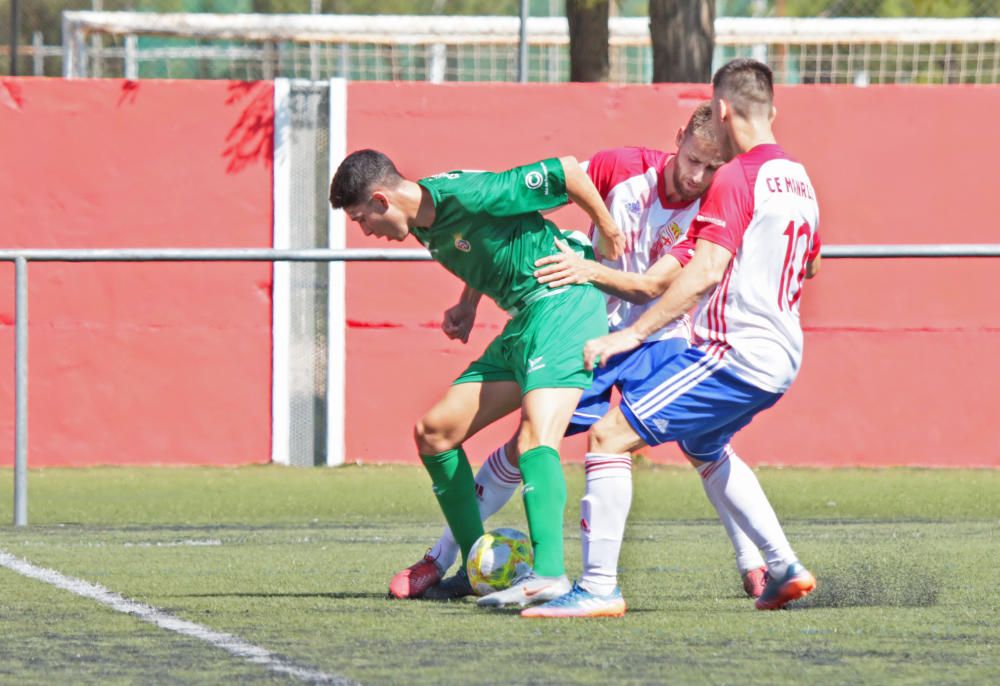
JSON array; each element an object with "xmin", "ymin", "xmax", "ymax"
[{"xmin": 454, "ymin": 235, "xmax": 472, "ymax": 252}]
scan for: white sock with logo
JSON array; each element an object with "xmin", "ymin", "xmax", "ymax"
[
  {"xmin": 579, "ymin": 453, "xmax": 633, "ymax": 597},
  {"xmin": 695, "ymin": 445, "xmax": 796, "ymax": 579},
  {"xmin": 697, "ymin": 447, "xmax": 766, "ymax": 574},
  {"xmin": 428, "ymin": 444, "xmax": 521, "ymax": 573}
]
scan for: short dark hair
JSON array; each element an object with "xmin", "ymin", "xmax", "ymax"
[
  {"xmin": 712, "ymin": 58, "xmax": 774, "ymax": 118},
  {"xmin": 329, "ymin": 149, "xmax": 404, "ymax": 209},
  {"xmin": 682, "ymin": 101, "xmax": 715, "ymax": 142}
]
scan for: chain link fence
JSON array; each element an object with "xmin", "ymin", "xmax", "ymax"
[
  {"xmin": 51, "ymin": 12, "xmax": 1000, "ymax": 84},
  {"xmin": 4, "ymin": 1, "xmax": 1000, "ymax": 81}
]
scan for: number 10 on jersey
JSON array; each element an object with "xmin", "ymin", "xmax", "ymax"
[{"xmin": 779, "ymin": 221, "xmax": 813, "ymax": 311}]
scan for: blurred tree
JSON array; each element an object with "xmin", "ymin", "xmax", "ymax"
[
  {"xmin": 649, "ymin": 0, "xmax": 714, "ymax": 82},
  {"xmin": 566, "ymin": 0, "xmax": 609, "ymax": 81}
]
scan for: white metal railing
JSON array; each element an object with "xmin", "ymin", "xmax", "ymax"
[
  {"xmin": 61, "ymin": 13, "xmax": 1000, "ymax": 46},
  {"xmin": 5, "ymin": 243, "xmax": 1000, "ymax": 526}
]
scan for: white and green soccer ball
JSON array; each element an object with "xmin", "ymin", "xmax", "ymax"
[{"xmin": 466, "ymin": 527, "xmax": 533, "ymax": 596}]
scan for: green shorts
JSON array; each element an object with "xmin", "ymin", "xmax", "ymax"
[{"xmin": 454, "ymin": 285, "xmax": 608, "ymax": 393}]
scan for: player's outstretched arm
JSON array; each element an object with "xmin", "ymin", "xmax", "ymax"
[
  {"xmin": 583, "ymin": 239, "xmax": 731, "ymax": 369},
  {"xmin": 534, "ymin": 241, "xmax": 682, "ymax": 304},
  {"xmin": 629, "ymin": 239, "xmax": 731, "ymax": 339},
  {"xmin": 559, "ymin": 155, "xmax": 625, "ymax": 261},
  {"xmin": 442, "ymin": 285, "xmax": 482, "ymax": 344}
]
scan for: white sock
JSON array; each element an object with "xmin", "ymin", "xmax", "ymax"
[
  {"xmin": 697, "ymin": 447, "xmax": 766, "ymax": 574},
  {"xmin": 579, "ymin": 453, "xmax": 632, "ymax": 596},
  {"xmin": 696, "ymin": 445, "xmax": 796, "ymax": 579},
  {"xmin": 428, "ymin": 444, "xmax": 521, "ymax": 573}
]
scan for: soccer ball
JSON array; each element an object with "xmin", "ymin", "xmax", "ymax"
[{"xmin": 466, "ymin": 527, "xmax": 533, "ymax": 596}]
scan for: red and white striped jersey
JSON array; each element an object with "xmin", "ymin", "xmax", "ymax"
[
  {"xmin": 680, "ymin": 144, "xmax": 821, "ymax": 393},
  {"xmin": 584, "ymin": 147, "xmax": 700, "ymax": 342}
]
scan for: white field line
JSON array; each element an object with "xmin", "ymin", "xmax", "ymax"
[
  {"xmin": 0, "ymin": 549, "xmax": 357, "ymax": 685},
  {"xmin": 13, "ymin": 539, "xmax": 224, "ymax": 549}
]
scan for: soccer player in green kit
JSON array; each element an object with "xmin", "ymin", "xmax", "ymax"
[{"xmin": 330, "ymin": 150, "xmax": 625, "ymax": 608}]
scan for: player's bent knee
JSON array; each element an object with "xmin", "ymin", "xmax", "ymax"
[
  {"xmin": 413, "ymin": 416, "xmax": 461, "ymax": 455},
  {"xmin": 588, "ymin": 410, "xmax": 643, "ymax": 454}
]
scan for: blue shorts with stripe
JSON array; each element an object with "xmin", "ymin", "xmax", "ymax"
[
  {"xmin": 619, "ymin": 347, "xmax": 783, "ymax": 462},
  {"xmin": 565, "ymin": 337, "xmax": 688, "ymax": 436}
]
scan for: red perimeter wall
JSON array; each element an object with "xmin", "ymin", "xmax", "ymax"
[
  {"xmin": 0, "ymin": 79, "xmax": 996, "ymax": 467},
  {"xmin": 0, "ymin": 78, "xmax": 274, "ymax": 466},
  {"xmin": 344, "ymin": 83, "xmax": 1000, "ymax": 468}
]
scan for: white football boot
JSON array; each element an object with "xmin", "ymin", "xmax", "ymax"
[{"xmin": 476, "ymin": 572, "xmax": 572, "ymax": 608}]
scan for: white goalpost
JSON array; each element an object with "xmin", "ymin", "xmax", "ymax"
[{"xmin": 271, "ymin": 77, "xmax": 347, "ymax": 467}]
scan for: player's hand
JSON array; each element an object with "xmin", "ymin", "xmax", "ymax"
[
  {"xmin": 583, "ymin": 328, "xmax": 644, "ymax": 370},
  {"xmin": 442, "ymin": 301, "xmax": 477, "ymax": 343},
  {"xmin": 533, "ymin": 239, "xmax": 595, "ymax": 288},
  {"xmin": 595, "ymin": 223, "xmax": 626, "ymax": 261}
]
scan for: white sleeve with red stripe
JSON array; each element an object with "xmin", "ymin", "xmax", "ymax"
[
  {"xmin": 687, "ymin": 161, "xmax": 754, "ymax": 254},
  {"xmin": 586, "ymin": 147, "xmax": 668, "ymax": 200}
]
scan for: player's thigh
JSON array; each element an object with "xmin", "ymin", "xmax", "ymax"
[
  {"xmin": 511, "ymin": 287, "xmax": 606, "ymax": 452},
  {"xmin": 518, "ymin": 386, "xmax": 585, "ymax": 452},
  {"xmin": 416, "ymin": 380, "xmax": 522, "ymax": 452},
  {"xmin": 566, "ymin": 359, "xmax": 621, "ymax": 436}
]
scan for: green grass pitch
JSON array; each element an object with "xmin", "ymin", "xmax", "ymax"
[{"xmin": 1, "ymin": 464, "xmax": 998, "ymax": 685}]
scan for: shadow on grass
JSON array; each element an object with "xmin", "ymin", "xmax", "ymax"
[{"xmin": 175, "ymin": 592, "xmax": 389, "ymax": 600}]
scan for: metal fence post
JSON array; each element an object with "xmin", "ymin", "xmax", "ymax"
[
  {"xmin": 14, "ymin": 257, "xmax": 28, "ymax": 527},
  {"xmin": 32, "ymin": 31, "xmax": 43, "ymax": 76},
  {"xmin": 517, "ymin": 0, "xmax": 529, "ymax": 83}
]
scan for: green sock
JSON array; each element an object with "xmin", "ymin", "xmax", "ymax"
[
  {"xmin": 420, "ymin": 448, "xmax": 484, "ymax": 566},
  {"xmin": 519, "ymin": 445, "xmax": 567, "ymax": 578}
]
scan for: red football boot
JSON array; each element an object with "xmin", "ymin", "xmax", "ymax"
[
  {"xmin": 388, "ymin": 553, "xmax": 443, "ymax": 599},
  {"xmin": 741, "ymin": 565, "xmax": 768, "ymax": 599}
]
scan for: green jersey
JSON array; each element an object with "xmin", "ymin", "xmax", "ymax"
[{"xmin": 413, "ymin": 158, "xmax": 586, "ymax": 314}]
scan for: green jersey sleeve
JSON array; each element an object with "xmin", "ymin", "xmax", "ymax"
[{"xmin": 420, "ymin": 158, "xmax": 568, "ymax": 220}]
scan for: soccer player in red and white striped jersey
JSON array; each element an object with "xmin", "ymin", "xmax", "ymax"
[{"xmin": 526, "ymin": 58, "xmax": 820, "ymax": 618}]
